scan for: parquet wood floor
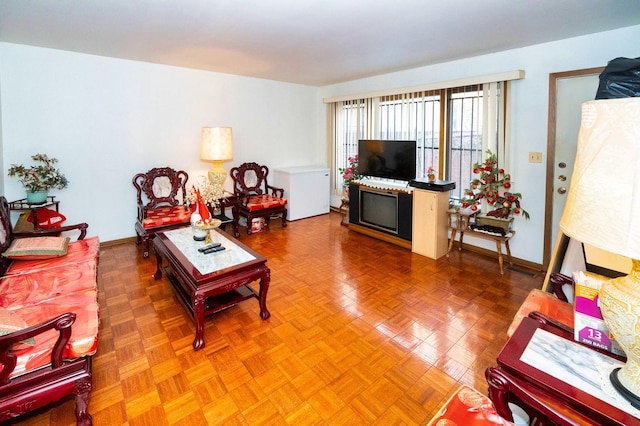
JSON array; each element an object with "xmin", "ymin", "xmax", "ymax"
[{"xmin": 11, "ymin": 211, "xmax": 543, "ymax": 425}]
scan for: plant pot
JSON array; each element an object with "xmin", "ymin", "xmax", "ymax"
[
  {"xmin": 26, "ymin": 190, "xmax": 49, "ymax": 204},
  {"xmin": 477, "ymin": 214, "xmax": 514, "ymax": 231}
]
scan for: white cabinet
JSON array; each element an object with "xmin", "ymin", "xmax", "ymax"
[
  {"xmin": 412, "ymin": 189, "xmax": 449, "ymax": 259},
  {"xmin": 273, "ymin": 166, "xmax": 330, "ymax": 221}
]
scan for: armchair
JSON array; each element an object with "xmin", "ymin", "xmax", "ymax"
[
  {"xmin": 133, "ymin": 167, "xmax": 191, "ymax": 258},
  {"xmin": 229, "ymin": 162, "xmax": 288, "ymax": 234}
]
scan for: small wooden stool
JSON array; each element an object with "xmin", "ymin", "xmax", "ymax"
[{"xmin": 447, "ymin": 208, "xmax": 515, "ymax": 275}]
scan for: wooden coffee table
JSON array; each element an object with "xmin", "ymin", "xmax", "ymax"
[{"xmin": 153, "ymin": 226, "xmax": 270, "ymax": 350}]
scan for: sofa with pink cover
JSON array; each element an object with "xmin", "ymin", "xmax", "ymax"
[{"xmin": 0, "ymin": 196, "xmax": 99, "ymax": 425}]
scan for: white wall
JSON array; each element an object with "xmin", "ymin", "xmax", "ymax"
[
  {"xmin": 0, "ymin": 43, "xmax": 323, "ymax": 242},
  {"xmin": 319, "ymin": 25, "xmax": 640, "ymax": 264},
  {"xmin": 2, "ymin": 24, "xmax": 639, "ymax": 264}
]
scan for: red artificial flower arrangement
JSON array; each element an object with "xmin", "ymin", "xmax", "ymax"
[
  {"xmin": 460, "ymin": 150, "xmax": 530, "ymax": 220},
  {"xmin": 339, "ymin": 155, "xmax": 362, "ymax": 187}
]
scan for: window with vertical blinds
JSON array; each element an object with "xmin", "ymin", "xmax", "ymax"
[
  {"xmin": 328, "ymin": 74, "xmax": 516, "ymax": 202},
  {"xmin": 448, "ymin": 85, "xmax": 484, "ymax": 201}
]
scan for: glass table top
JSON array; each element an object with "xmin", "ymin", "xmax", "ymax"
[{"xmin": 164, "ymin": 227, "xmax": 256, "ymax": 275}]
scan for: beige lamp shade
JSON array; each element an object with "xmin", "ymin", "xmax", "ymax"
[
  {"xmin": 200, "ymin": 127, "xmax": 233, "ymax": 186},
  {"xmin": 201, "ymin": 127, "xmax": 233, "ymax": 162},
  {"xmin": 560, "ymin": 97, "xmax": 640, "ymax": 408},
  {"xmin": 559, "ymin": 98, "xmax": 640, "ymax": 259}
]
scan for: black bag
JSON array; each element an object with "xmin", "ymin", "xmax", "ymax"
[{"xmin": 595, "ymin": 57, "xmax": 640, "ymax": 99}]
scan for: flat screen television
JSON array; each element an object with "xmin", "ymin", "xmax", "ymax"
[{"xmin": 357, "ymin": 139, "xmax": 417, "ymax": 181}]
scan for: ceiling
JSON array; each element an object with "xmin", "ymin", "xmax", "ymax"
[{"xmin": 1, "ymin": 1, "xmax": 639, "ymax": 86}]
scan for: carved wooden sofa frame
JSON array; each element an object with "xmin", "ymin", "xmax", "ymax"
[{"xmin": 0, "ymin": 196, "xmax": 96, "ymax": 425}]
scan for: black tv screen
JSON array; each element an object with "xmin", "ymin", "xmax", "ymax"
[{"xmin": 357, "ymin": 140, "xmax": 417, "ymax": 181}]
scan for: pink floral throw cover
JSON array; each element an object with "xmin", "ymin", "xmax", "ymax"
[{"xmin": 0, "ymin": 236, "xmax": 100, "ymax": 378}]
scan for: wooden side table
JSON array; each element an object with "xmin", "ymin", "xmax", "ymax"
[
  {"xmin": 486, "ymin": 316, "xmax": 635, "ymax": 425},
  {"xmin": 447, "ymin": 207, "xmax": 514, "ymax": 275},
  {"xmin": 215, "ymin": 194, "xmax": 241, "ymax": 238},
  {"xmin": 9, "ymin": 196, "xmax": 60, "ymax": 230}
]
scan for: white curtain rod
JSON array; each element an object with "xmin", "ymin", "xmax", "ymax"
[{"xmin": 322, "ymin": 70, "xmax": 525, "ymax": 104}]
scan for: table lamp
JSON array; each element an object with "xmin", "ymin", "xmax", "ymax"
[
  {"xmin": 201, "ymin": 127, "xmax": 233, "ymax": 186},
  {"xmin": 559, "ymin": 97, "xmax": 640, "ymax": 408}
]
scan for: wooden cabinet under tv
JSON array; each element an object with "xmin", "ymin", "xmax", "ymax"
[
  {"xmin": 411, "ymin": 188, "xmax": 450, "ymax": 259},
  {"xmin": 348, "ymin": 182, "xmax": 413, "ymax": 249}
]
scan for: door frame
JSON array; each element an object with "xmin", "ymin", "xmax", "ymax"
[{"xmin": 543, "ymin": 67, "xmax": 604, "ymax": 270}]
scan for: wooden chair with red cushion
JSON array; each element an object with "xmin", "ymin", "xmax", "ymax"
[
  {"xmin": 133, "ymin": 167, "xmax": 191, "ymax": 258},
  {"xmin": 229, "ymin": 162, "xmax": 288, "ymax": 235}
]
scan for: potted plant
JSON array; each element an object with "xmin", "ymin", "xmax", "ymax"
[
  {"xmin": 459, "ymin": 150, "xmax": 529, "ymax": 230},
  {"xmin": 339, "ymin": 155, "xmax": 362, "ymax": 196},
  {"xmin": 7, "ymin": 153, "xmax": 69, "ymax": 204},
  {"xmin": 426, "ymin": 165, "xmax": 436, "ymax": 181}
]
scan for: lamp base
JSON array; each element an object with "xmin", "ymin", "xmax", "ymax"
[
  {"xmin": 599, "ymin": 259, "xmax": 640, "ymax": 412},
  {"xmin": 207, "ymin": 161, "xmax": 227, "ymax": 187},
  {"xmin": 610, "ymin": 367, "xmax": 640, "ymax": 409}
]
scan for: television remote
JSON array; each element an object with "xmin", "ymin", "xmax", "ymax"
[
  {"xmin": 203, "ymin": 246, "xmax": 226, "ymax": 254},
  {"xmin": 198, "ymin": 242, "xmax": 221, "ymax": 252}
]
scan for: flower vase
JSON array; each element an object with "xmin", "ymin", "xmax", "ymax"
[{"xmin": 26, "ymin": 190, "xmax": 48, "ymax": 204}]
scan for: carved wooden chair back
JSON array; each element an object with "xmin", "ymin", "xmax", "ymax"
[
  {"xmin": 230, "ymin": 162, "xmax": 271, "ymax": 197},
  {"xmin": 0, "ymin": 197, "xmax": 12, "ymax": 275},
  {"xmin": 132, "ymin": 167, "xmax": 189, "ymax": 212}
]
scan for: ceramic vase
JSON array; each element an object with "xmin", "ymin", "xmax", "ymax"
[
  {"xmin": 26, "ymin": 190, "xmax": 48, "ymax": 204},
  {"xmin": 599, "ymin": 259, "xmax": 640, "ymax": 408}
]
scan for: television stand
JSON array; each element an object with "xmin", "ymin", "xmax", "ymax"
[
  {"xmin": 348, "ymin": 181, "xmax": 413, "ymax": 249},
  {"xmin": 348, "ymin": 223, "xmax": 412, "ymax": 249}
]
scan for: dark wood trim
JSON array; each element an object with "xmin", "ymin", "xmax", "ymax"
[{"xmin": 543, "ymin": 66, "xmax": 604, "ymax": 270}]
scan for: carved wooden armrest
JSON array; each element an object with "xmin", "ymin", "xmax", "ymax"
[
  {"xmin": 13, "ymin": 223, "xmax": 89, "ymax": 240},
  {"xmin": 0, "ymin": 312, "xmax": 76, "ymax": 385},
  {"xmin": 527, "ymin": 311, "xmax": 574, "ymax": 335},
  {"xmin": 137, "ymin": 202, "xmax": 146, "ymax": 221},
  {"xmin": 266, "ymin": 184, "xmax": 284, "ymax": 198},
  {"xmin": 549, "ymin": 272, "xmax": 574, "ymax": 303},
  {"xmin": 236, "ymin": 191, "xmax": 251, "ymax": 207}
]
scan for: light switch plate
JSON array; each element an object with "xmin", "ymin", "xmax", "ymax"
[{"xmin": 528, "ymin": 152, "xmax": 543, "ymax": 163}]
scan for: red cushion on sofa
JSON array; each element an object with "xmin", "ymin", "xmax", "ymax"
[
  {"xmin": 4, "ymin": 291, "xmax": 99, "ymax": 378},
  {"xmin": 141, "ymin": 205, "xmax": 191, "ymax": 229},
  {"xmin": 246, "ymin": 195, "xmax": 287, "ymax": 212},
  {"xmin": 0, "ymin": 261, "xmax": 97, "ymax": 309}
]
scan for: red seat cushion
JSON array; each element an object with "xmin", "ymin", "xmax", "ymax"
[
  {"xmin": 507, "ymin": 288, "xmax": 574, "ymax": 337},
  {"xmin": 141, "ymin": 205, "xmax": 191, "ymax": 229},
  {"xmin": 428, "ymin": 385, "xmax": 514, "ymax": 425},
  {"xmin": 245, "ymin": 195, "xmax": 287, "ymax": 212}
]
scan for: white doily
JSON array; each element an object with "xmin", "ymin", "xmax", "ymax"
[{"xmin": 597, "ymin": 362, "xmax": 640, "ymax": 418}]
